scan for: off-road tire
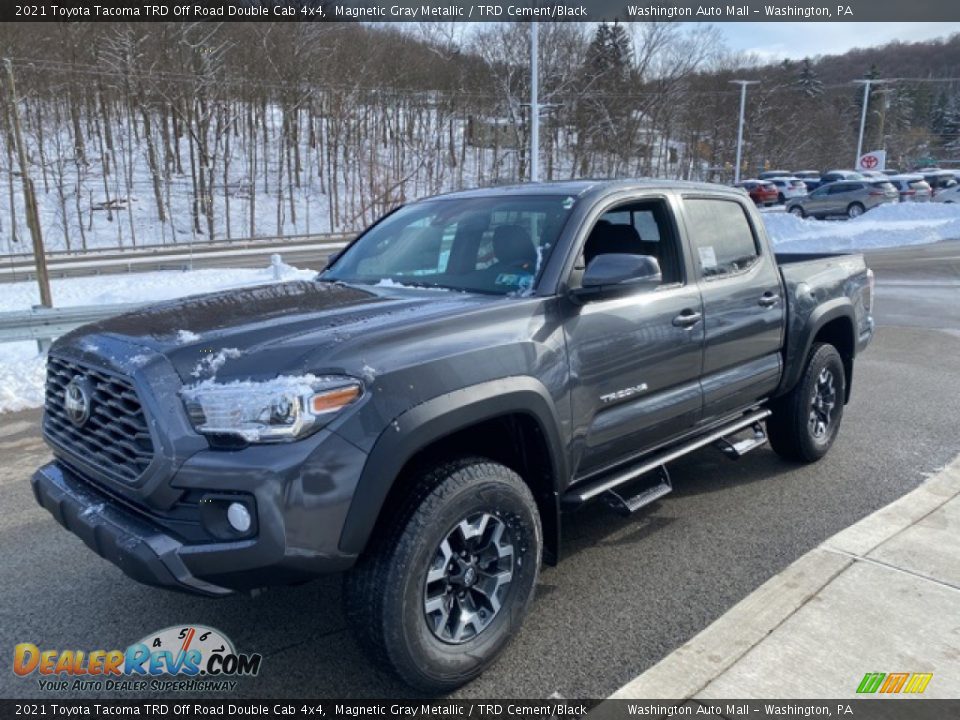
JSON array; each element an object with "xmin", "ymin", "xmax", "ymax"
[
  {"xmin": 767, "ymin": 343, "xmax": 845, "ymax": 463},
  {"xmin": 343, "ymin": 457, "xmax": 541, "ymax": 692}
]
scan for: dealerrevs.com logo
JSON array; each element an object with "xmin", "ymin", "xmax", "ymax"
[{"xmin": 13, "ymin": 625, "xmax": 262, "ymax": 693}]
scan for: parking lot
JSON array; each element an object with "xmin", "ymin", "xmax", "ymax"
[{"xmin": 1, "ymin": 241, "xmax": 958, "ymax": 699}]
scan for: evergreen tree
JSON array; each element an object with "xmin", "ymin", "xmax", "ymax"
[
  {"xmin": 796, "ymin": 58, "xmax": 823, "ymax": 98},
  {"xmin": 942, "ymin": 96, "xmax": 960, "ymax": 154},
  {"xmin": 930, "ymin": 91, "xmax": 951, "ymax": 137},
  {"xmin": 579, "ymin": 21, "xmax": 634, "ymax": 154}
]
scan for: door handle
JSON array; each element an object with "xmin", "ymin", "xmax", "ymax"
[
  {"xmin": 672, "ymin": 310, "xmax": 702, "ymax": 328},
  {"xmin": 758, "ymin": 293, "xmax": 780, "ymax": 307}
]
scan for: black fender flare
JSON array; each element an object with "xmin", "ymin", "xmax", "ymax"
[
  {"xmin": 337, "ymin": 376, "xmax": 568, "ymax": 558},
  {"xmin": 777, "ymin": 298, "xmax": 856, "ymax": 398}
]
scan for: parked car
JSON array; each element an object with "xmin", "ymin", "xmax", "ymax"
[
  {"xmin": 735, "ymin": 179, "xmax": 779, "ymax": 206},
  {"xmin": 933, "ymin": 182, "xmax": 960, "ymax": 203},
  {"xmin": 860, "ymin": 170, "xmax": 889, "ymax": 180},
  {"xmin": 918, "ymin": 169, "xmax": 958, "ymax": 196},
  {"xmin": 786, "ymin": 179, "xmax": 899, "ymax": 219},
  {"xmin": 32, "ymin": 179, "xmax": 875, "ymax": 692},
  {"xmin": 881, "ymin": 169, "xmax": 902, "ymax": 176},
  {"xmin": 819, "ymin": 170, "xmax": 866, "ymax": 185},
  {"xmin": 887, "ymin": 174, "xmax": 932, "ymax": 203},
  {"xmin": 792, "ymin": 171, "xmax": 821, "ymax": 189},
  {"xmin": 759, "ymin": 169, "xmax": 792, "ymax": 180},
  {"xmin": 768, "ymin": 177, "xmax": 808, "ymax": 203}
]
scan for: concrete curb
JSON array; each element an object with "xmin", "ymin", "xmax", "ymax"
[{"xmin": 610, "ymin": 455, "xmax": 960, "ymax": 700}]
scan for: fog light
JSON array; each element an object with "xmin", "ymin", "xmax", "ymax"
[{"xmin": 227, "ymin": 502, "xmax": 252, "ymax": 533}]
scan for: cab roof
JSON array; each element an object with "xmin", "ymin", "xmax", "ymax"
[{"xmin": 420, "ymin": 178, "xmax": 741, "ymax": 203}]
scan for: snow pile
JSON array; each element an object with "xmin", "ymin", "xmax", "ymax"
[
  {"xmin": 0, "ymin": 354, "xmax": 46, "ymax": 413},
  {"xmin": 0, "ymin": 262, "xmax": 316, "ymax": 414},
  {"xmin": 763, "ymin": 202, "xmax": 960, "ymax": 252}
]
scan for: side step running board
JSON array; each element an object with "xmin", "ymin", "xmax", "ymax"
[
  {"xmin": 603, "ymin": 466, "xmax": 672, "ymax": 517},
  {"xmin": 715, "ymin": 421, "xmax": 769, "ymax": 458},
  {"xmin": 563, "ymin": 409, "xmax": 772, "ymax": 508}
]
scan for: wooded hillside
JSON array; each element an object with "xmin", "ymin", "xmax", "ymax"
[{"xmin": 1, "ymin": 22, "xmax": 957, "ymax": 254}]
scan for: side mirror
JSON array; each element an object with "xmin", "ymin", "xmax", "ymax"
[{"xmin": 571, "ymin": 254, "xmax": 662, "ymax": 303}]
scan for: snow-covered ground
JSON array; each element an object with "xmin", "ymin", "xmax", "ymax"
[
  {"xmin": 762, "ymin": 202, "xmax": 960, "ymax": 252},
  {"xmin": 0, "ymin": 261, "xmax": 315, "ymax": 413},
  {"xmin": 2, "ymin": 201, "xmax": 959, "ymax": 414}
]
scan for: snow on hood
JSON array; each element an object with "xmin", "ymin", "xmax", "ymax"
[{"xmin": 54, "ymin": 279, "xmax": 498, "ymax": 384}]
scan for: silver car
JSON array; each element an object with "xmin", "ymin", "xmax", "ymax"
[{"xmin": 786, "ymin": 180, "xmax": 899, "ymax": 219}]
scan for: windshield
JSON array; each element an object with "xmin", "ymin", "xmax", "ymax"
[{"xmin": 321, "ymin": 195, "xmax": 575, "ymax": 295}]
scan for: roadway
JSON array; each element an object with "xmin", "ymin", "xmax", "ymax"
[{"xmin": 0, "ymin": 241, "xmax": 957, "ymax": 699}]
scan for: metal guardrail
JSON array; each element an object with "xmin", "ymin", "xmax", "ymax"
[
  {"xmin": 0, "ymin": 302, "xmax": 147, "ymax": 350},
  {"xmin": 2, "ymin": 231, "xmax": 354, "ymax": 262},
  {"xmin": 0, "ymin": 233, "xmax": 353, "ymax": 281},
  {"xmin": 0, "ymin": 253, "xmax": 301, "ymax": 351}
]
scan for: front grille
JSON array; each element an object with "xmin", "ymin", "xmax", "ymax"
[{"xmin": 45, "ymin": 356, "xmax": 155, "ymax": 484}]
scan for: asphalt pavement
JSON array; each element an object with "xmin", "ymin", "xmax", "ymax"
[{"xmin": 0, "ymin": 241, "xmax": 957, "ymax": 700}]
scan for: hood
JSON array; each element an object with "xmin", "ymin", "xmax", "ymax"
[{"xmin": 60, "ymin": 280, "xmax": 496, "ymax": 383}]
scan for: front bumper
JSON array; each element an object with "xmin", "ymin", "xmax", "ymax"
[
  {"xmin": 32, "ymin": 462, "xmax": 232, "ymax": 596},
  {"xmin": 32, "ymin": 429, "xmax": 367, "ymax": 596}
]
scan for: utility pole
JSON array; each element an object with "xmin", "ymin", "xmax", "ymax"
[
  {"xmin": 729, "ymin": 80, "xmax": 759, "ymax": 184},
  {"xmin": 4, "ymin": 58, "xmax": 52, "ymax": 307},
  {"xmin": 529, "ymin": 21, "xmax": 539, "ymax": 183},
  {"xmin": 854, "ymin": 78, "xmax": 889, "ymax": 168}
]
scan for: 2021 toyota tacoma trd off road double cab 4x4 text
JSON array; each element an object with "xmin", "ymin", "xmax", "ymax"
[{"xmin": 32, "ymin": 180, "xmax": 874, "ymax": 691}]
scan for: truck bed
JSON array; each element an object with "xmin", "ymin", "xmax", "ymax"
[{"xmin": 776, "ymin": 250, "xmax": 874, "ymax": 400}]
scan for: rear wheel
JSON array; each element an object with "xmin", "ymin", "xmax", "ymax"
[
  {"xmin": 847, "ymin": 202, "xmax": 865, "ymax": 219},
  {"xmin": 789, "ymin": 206, "xmax": 805, "ymax": 218},
  {"xmin": 777, "ymin": 192, "xmax": 785, "ymax": 204},
  {"xmin": 767, "ymin": 343, "xmax": 845, "ymax": 463},
  {"xmin": 343, "ymin": 457, "xmax": 541, "ymax": 692}
]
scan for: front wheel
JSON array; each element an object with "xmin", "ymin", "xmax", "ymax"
[
  {"xmin": 789, "ymin": 206, "xmax": 805, "ymax": 218},
  {"xmin": 343, "ymin": 458, "xmax": 542, "ymax": 692},
  {"xmin": 767, "ymin": 343, "xmax": 845, "ymax": 463},
  {"xmin": 847, "ymin": 202, "xmax": 865, "ymax": 219}
]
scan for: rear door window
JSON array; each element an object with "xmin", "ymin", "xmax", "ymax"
[{"xmin": 684, "ymin": 199, "xmax": 761, "ymax": 278}]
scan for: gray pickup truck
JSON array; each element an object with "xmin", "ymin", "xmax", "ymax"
[{"xmin": 32, "ymin": 180, "xmax": 874, "ymax": 691}]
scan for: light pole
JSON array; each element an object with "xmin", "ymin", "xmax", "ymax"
[
  {"xmin": 530, "ymin": 21, "xmax": 539, "ymax": 183},
  {"xmin": 853, "ymin": 79, "xmax": 889, "ymax": 168},
  {"xmin": 730, "ymin": 80, "xmax": 759, "ymax": 184}
]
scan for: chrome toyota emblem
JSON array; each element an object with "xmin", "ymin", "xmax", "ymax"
[{"xmin": 64, "ymin": 376, "xmax": 92, "ymax": 427}]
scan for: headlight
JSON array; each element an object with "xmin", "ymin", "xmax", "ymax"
[{"xmin": 181, "ymin": 375, "xmax": 362, "ymax": 443}]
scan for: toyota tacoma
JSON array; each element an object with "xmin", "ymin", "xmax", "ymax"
[{"xmin": 32, "ymin": 180, "xmax": 874, "ymax": 691}]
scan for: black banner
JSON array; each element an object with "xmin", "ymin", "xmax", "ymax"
[
  {"xmin": 2, "ymin": 0, "xmax": 959, "ymax": 23},
  {"xmin": 3, "ymin": 700, "xmax": 960, "ymax": 720}
]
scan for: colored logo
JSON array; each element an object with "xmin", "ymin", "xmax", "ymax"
[
  {"xmin": 13, "ymin": 625, "xmax": 262, "ymax": 692},
  {"xmin": 856, "ymin": 672, "xmax": 933, "ymax": 694}
]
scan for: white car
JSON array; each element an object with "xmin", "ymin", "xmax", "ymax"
[
  {"xmin": 933, "ymin": 183, "xmax": 960, "ymax": 204},
  {"xmin": 887, "ymin": 174, "xmax": 932, "ymax": 203},
  {"xmin": 768, "ymin": 176, "xmax": 808, "ymax": 203}
]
